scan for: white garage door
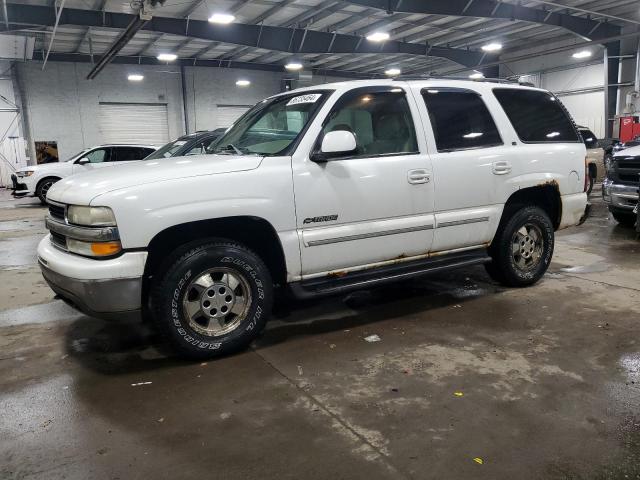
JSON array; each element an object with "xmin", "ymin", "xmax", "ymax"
[
  {"xmin": 216, "ymin": 105, "xmax": 251, "ymax": 129},
  {"xmin": 99, "ymin": 103, "xmax": 170, "ymax": 145}
]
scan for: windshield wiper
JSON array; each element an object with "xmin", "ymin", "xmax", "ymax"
[{"xmin": 217, "ymin": 144, "xmax": 244, "ymax": 155}]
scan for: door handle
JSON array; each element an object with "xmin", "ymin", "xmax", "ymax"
[
  {"xmin": 492, "ymin": 161, "xmax": 512, "ymax": 175},
  {"xmin": 408, "ymin": 169, "xmax": 431, "ymax": 184}
]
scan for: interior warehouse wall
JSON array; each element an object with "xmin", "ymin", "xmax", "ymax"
[
  {"xmin": 182, "ymin": 67, "xmax": 283, "ymax": 133},
  {"xmin": 15, "ymin": 62, "xmax": 184, "ymax": 161},
  {"xmin": 16, "ymin": 61, "xmax": 353, "ymax": 160}
]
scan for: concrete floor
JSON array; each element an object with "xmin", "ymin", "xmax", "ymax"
[{"xmin": 1, "ymin": 187, "xmax": 639, "ymax": 480}]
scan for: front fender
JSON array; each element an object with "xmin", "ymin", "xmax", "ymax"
[{"xmin": 91, "ymin": 158, "xmax": 302, "ymax": 279}]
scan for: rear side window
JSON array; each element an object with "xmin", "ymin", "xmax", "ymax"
[
  {"xmin": 493, "ymin": 89, "xmax": 580, "ymax": 143},
  {"xmin": 422, "ymin": 88, "xmax": 502, "ymax": 152},
  {"xmin": 579, "ymin": 129, "xmax": 599, "ymax": 149}
]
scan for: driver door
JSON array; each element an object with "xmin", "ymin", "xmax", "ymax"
[
  {"xmin": 292, "ymin": 86, "xmax": 435, "ymax": 277},
  {"xmin": 72, "ymin": 147, "xmax": 113, "ymax": 173}
]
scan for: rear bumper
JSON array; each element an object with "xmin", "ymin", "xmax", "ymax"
[
  {"xmin": 559, "ymin": 192, "xmax": 589, "ymax": 229},
  {"xmin": 602, "ymin": 178, "xmax": 638, "ymax": 211},
  {"xmin": 37, "ymin": 235, "xmax": 147, "ymax": 320}
]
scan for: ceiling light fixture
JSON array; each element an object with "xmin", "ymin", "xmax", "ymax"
[
  {"xmin": 157, "ymin": 53, "xmax": 177, "ymax": 62},
  {"xmin": 385, "ymin": 68, "xmax": 401, "ymax": 76},
  {"xmin": 366, "ymin": 31, "xmax": 390, "ymax": 42},
  {"xmin": 285, "ymin": 62, "xmax": 303, "ymax": 71},
  {"xmin": 128, "ymin": 74, "xmax": 144, "ymax": 81},
  {"xmin": 236, "ymin": 79, "xmax": 251, "ymax": 87},
  {"xmin": 208, "ymin": 13, "xmax": 236, "ymax": 24},
  {"xmin": 481, "ymin": 42, "xmax": 502, "ymax": 52},
  {"xmin": 572, "ymin": 50, "xmax": 592, "ymax": 59}
]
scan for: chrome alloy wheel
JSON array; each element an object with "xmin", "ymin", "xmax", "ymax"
[
  {"xmin": 182, "ymin": 268, "xmax": 252, "ymax": 337},
  {"xmin": 511, "ymin": 223, "xmax": 544, "ymax": 271},
  {"xmin": 41, "ymin": 180, "xmax": 54, "ymax": 198}
]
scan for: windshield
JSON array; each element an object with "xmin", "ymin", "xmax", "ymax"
[
  {"xmin": 145, "ymin": 139, "xmax": 191, "ymax": 159},
  {"xmin": 211, "ymin": 91, "xmax": 329, "ymax": 156}
]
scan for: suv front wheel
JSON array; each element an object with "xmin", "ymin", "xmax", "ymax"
[
  {"xmin": 485, "ymin": 206, "xmax": 554, "ymax": 287},
  {"xmin": 151, "ymin": 240, "xmax": 273, "ymax": 359}
]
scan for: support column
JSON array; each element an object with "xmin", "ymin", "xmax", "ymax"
[
  {"xmin": 605, "ymin": 42, "xmax": 621, "ymax": 139},
  {"xmin": 180, "ymin": 65, "xmax": 189, "ymax": 135},
  {"xmin": 12, "ymin": 63, "xmax": 36, "ymax": 166}
]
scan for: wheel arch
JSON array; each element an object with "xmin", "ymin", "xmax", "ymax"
[
  {"xmin": 142, "ymin": 216, "xmax": 288, "ymax": 302},
  {"xmin": 500, "ymin": 183, "xmax": 562, "ymax": 230},
  {"xmin": 36, "ymin": 176, "xmax": 62, "ymax": 191}
]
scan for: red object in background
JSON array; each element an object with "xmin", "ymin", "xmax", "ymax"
[{"xmin": 618, "ymin": 116, "xmax": 640, "ymax": 142}]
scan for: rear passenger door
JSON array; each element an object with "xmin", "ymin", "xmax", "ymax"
[
  {"xmin": 292, "ymin": 86, "xmax": 435, "ymax": 276},
  {"xmin": 413, "ymin": 86, "xmax": 517, "ymax": 252}
]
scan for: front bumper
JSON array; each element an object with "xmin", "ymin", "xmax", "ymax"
[
  {"xmin": 10, "ymin": 174, "xmax": 28, "ymax": 194},
  {"xmin": 602, "ymin": 178, "xmax": 638, "ymax": 211},
  {"xmin": 37, "ymin": 235, "xmax": 147, "ymax": 320}
]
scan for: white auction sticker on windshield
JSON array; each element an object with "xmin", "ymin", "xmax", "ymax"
[{"xmin": 286, "ymin": 93, "xmax": 322, "ymax": 106}]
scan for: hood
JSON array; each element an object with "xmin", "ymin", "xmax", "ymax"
[
  {"xmin": 47, "ymin": 154, "xmax": 264, "ymax": 205},
  {"xmin": 614, "ymin": 144, "xmax": 640, "ymax": 158},
  {"xmin": 19, "ymin": 162, "xmax": 64, "ymax": 173}
]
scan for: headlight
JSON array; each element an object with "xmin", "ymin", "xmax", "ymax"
[
  {"xmin": 66, "ymin": 238, "xmax": 122, "ymax": 257},
  {"xmin": 67, "ymin": 206, "xmax": 117, "ymax": 226},
  {"xmin": 16, "ymin": 170, "xmax": 34, "ymax": 178}
]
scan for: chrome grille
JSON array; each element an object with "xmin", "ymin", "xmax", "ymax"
[
  {"xmin": 612, "ymin": 156, "xmax": 640, "ymax": 186},
  {"xmin": 50, "ymin": 231, "xmax": 67, "ymax": 250},
  {"xmin": 48, "ymin": 203, "xmax": 66, "ymax": 222}
]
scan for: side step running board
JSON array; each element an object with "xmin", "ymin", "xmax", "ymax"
[{"xmin": 290, "ymin": 249, "xmax": 491, "ymax": 299}]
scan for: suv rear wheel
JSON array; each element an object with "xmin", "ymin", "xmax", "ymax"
[
  {"xmin": 485, "ymin": 206, "xmax": 554, "ymax": 287},
  {"xmin": 151, "ymin": 240, "xmax": 273, "ymax": 359}
]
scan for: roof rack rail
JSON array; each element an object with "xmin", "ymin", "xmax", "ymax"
[{"xmin": 392, "ymin": 74, "xmax": 535, "ymax": 87}]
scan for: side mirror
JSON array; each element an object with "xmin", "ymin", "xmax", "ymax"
[
  {"xmin": 76, "ymin": 157, "xmax": 90, "ymax": 165},
  {"xmin": 312, "ymin": 130, "xmax": 357, "ymax": 162}
]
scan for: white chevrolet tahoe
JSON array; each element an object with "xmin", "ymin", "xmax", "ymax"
[
  {"xmin": 38, "ymin": 79, "xmax": 589, "ymax": 359},
  {"xmin": 12, "ymin": 144, "xmax": 157, "ymax": 204}
]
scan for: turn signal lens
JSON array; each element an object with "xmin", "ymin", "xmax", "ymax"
[
  {"xmin": 66, "ymin": 238, "xmax": 121, "ymax": 257},
  {"xmin": 90, "ymin": 241, "xmax": 122, "ymax": 256}
]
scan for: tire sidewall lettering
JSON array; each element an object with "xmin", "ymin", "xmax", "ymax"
[{"xmin": 165, "ymin": 251, "xmax": 269, "ymax": 352}]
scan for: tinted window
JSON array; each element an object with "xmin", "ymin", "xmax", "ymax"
[
  {"xmin": 422, "ymin": 89, "xmax": 502, "ymax": 152},
  {"xmin": 113, "ymin": 147, "xmax": 147, "ymax": 161},
  {"xmin": 493, "ymin": 89, "xmax": 580, "ymax": 143},
  {"xmin": 321, "ymin": 89, "xmax": 418, "ymax": 157},
  {"xmin": 579, "ymin": 129, "xmax": 599, "ymax": 149},
  {"xmin": 85, "ymin": 148, "xmax": 110, "ymax": 163}
]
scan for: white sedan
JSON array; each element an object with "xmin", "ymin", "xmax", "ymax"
[{"xmin": 11, "ymin": 144, "xmax": 157, "ymax": 204}]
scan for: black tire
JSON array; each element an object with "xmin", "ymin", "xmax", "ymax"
[
  {"xmin": 611, "ymin": 211, "xmax": 636, "ymax": 227},
  {"xmin": 485, "ymin": 206, "xmax": 554, "ymax": 287},
  {"xmin": 36, "ymin": 177, "xmax": 59, "ymax": 205},
  {"xmin": 151, "ymin": 240, "xmax": 273, "ymax": 359}
]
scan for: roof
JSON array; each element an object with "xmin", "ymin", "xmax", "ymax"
[{"xmin": 284, "ymin": 77, "xmax": 547, "ymax": 95}]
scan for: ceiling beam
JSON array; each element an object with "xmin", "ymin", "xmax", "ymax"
[
  {"xmin": 341, "ymin": 0, "xmax": 620, "ymax": 42},
  {"xmin": 6, "ymin": 4, "xmax": 494, "ymax": 68},
  {"xmin": 44, "ymin": 51, "xmax": 383, "ymax": 79}
]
